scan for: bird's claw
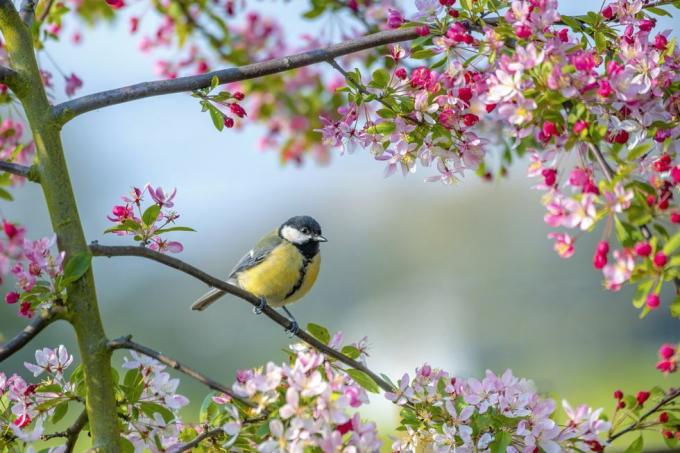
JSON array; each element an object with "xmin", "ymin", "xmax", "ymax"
[
  {"xmin": 253, "ymin": 297, "xmax": 266, "ymax": 315},
  {"xmin": 285, "ymin": 320, "xmax": 299, "ymax": 337}
]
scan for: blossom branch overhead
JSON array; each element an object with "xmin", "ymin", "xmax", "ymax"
[{"xmin": 0, "ymin": 306, "xmax": 64, "ymax": 362}]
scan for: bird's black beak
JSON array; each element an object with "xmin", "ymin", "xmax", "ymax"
[{"xmin": 315, "ymin": 235, "xmax": 328, "ymax": 242}]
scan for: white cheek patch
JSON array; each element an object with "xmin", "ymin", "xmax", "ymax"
[{"xmin": 281, "ymin": 225, "xmax": 311, "ymax": 244}]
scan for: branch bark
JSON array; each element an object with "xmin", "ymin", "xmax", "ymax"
[
  {"xmin": 172, "ymin": 427, "xmax": 224, "ymax": 453},
  {"xmin": 108, "ymin": 335, "xmax": 259, "ymax": 411},
  {"xmin": 52, "ymin": 27, "xmax": 420, "ymax": 125},
  {"xmin": 0, "ymin": 160, "xmax": 38, "ymax": 181},
  {"xmin": 90, "ymin": 243, "xmax": 396, "ymax": 394},
  {"xmin": 42, "ymin": 409, "xmax": 89, "ymax": 452},
  {"xmin": 0, "ymin": 306, "xmax": 64, "ymax": 362}
]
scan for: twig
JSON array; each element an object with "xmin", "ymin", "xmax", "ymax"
[
  {"xmin": 0, "ymin": 306, "xmax": 64, "ymax": 362},
  {"xmin": 18, "ymin": 0, "xmax": 35, "ymax": 26},
  {"xmin": 0, "ymin": 160, "xmax": 38, "ymax": 181},
  {"xmin": 42, "ymin": 410, "xmax": 88, "ymax": 452},
  {"xmin": 171, "ymin": 427, "xmax": 224, "ymax": 453},
  {"xmin": 52, "ymin": 27, "xmax": 421, "ymax": 125},
  {"xmin": 607, "ymin": 388, "xmax": 680, "ymax": 443},
  {"xmin": 108, "ymin": 335, "xmax": 259, "ymax": 411},
  {"xmin": 90, "ymin": 243, "xmax": 396, "ymax": 394},
  {"xmin": 36, "ymin": 0, "xmax": 54, "ymax": 22},
  {"xmin": 0, "ymin": 65, "xmax": 20, "ymax": 92}
]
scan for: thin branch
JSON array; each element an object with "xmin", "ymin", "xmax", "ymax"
[
  {"xmin": 172, "ymin": 427, "xmax": 224, "ymax": 453},
  {"xmin": 90, "ymin": 243, "xmax": 396, "ymax": 394},
  {"xmin": 18, "ymin": 0, "xmax": 35, "ymax": 26},
  {"xmin": 0, "ymin": 160, "xmax": 38, "ymax": 181},
  {"xmin": 36, "ymin": 0, "xmax": 54, "ymax": 22},
  {"xmin": 42, "ymin": 410, "xmax": 88, "ymax": 452},
  {"xmin": 52, "ymin": 27, "xmax": 420, "ymax": 125},
  {"xmin": 108, "ymin": 335, "xmax": 260, "ymax": 411},
  {"xmin": 607, "ymin": 388, "xmax": 680, "ymax": 443},
  {"xmin": 0, "ymin": 306, "xmax": 64, "ymax": 362},
  {"xmin": 0, "ymin": 65, "xmax": 20, "ymax": 91}
]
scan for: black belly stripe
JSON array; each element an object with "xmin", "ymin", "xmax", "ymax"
[{"xmin": 284, "ymin": 254, "xmax": 313, "ymax": 300}]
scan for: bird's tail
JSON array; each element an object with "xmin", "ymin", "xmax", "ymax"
[{"xmin": 191, "ymin": 288, "xmax": 225, "ymax": 311}]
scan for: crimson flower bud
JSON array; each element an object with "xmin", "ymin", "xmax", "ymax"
[
  {"xmin": 647, "ymin": 293, "xmax": 660, "ymax": 309},
  {"xmin": 671, "ymin": 212, "xmax": 680, "ymax": 224},
  {"xmin": 596, "ymin": 241, "xmax": 609, "ymax": 254},
  {"xmin": 636, "ymin": 391, "xmax": 651, "ymax": 405},
  {"xmin": 224, "ymin": 117, "xmax": 235, "ymax": 128},
  {"xmin": 3, "ymin": 220, "xmax": 17, "ymax": 238},
  {"xmin": 5, "ymin": 291, "xmax": 19, "ymax": 304},
  {"xmin": 634, "ymin": 242, "xmax": 652, "ymax": 257},
  {"xmin": 614, "ymin": 390, "xmax": 623, "ymax": 400},
  {"xmin": 601, "ymin": 5, "xmax": 614, "ymax": 19},
  {"xmin": 573, "ymin": 120, "xmax": 588, "ymax": 135},
  {"xmin": 395, "ymin": 68, "xmax": 407, "ymax": 80},
  {"xmin": 659, "ymin": 344, "xmax": 676, "ymax": 359},
  {"xmin": 660, "ymin": 412, "xmax": 670, "ymax": 423},
  {"xmin": 653, "ymin": 251, "xmax": 668, "ymax": 268},
  {"xmin": 233, "ymin": 91, "xmax": 245, "ymax": 101},
  {"xmin": 593, "ymin": 252, "xmax": 607, "ymax": 270},
  {"xmin": 229, "ymin": 103, "xmax": 247, "ymax": 118}
]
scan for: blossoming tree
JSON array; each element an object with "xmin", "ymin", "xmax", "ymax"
[{"xmin": 0, "ymin": 0, "xmax": 679, "ymax": 451}]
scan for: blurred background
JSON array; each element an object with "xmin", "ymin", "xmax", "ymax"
[{"xmin": 1, "ymin": 1, "xmax": 679, "ymax": 451}]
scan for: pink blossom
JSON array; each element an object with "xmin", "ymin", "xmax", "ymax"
[{"xmin": 64, "ymin": 73, "xmax": 83, "ymax": 97}]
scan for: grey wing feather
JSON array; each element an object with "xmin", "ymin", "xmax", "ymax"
[{"xmin": 191, "ymin": 231, "xmax": 282, "ymax": 311}]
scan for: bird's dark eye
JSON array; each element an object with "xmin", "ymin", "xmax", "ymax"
[{"xmin": 300, "ymin": 227, "xmax": 309, "ymax": 234}]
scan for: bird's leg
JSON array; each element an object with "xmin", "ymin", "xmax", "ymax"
[
  {"xmin": 253, "ymin": 297, "xmax": 267, "ymax": 315},
  {"xmin": 282, "ymin": 306, "xmax": 299, "ymax": 337}
]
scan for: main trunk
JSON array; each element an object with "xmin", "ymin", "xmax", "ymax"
[{"xmin": 0, "ymin": 3, "xmax": 120, "ymax": 450}]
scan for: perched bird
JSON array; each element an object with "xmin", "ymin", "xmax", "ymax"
[{"xmin": 191, "ymin": 215, "xmax": 326, "ymax": 333}]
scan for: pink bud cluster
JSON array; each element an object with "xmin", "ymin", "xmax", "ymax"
[
  {"xmin": 389, "ymin": 366, "xmax": 610, "ymax": 452},
  {"xmin": 657, "ymin": 343, "xmax": 678, "ymax": 374},
  {"xmin": 106, "ymin": 184, "xmax": 192, "ymax": 253},
  {"xmin": 0, "ymin": 118, "xmax": 35, "ymax": 185},
  {"xmin": 1, "ymin": 220, "xmax": 64, "ymax": 319}
]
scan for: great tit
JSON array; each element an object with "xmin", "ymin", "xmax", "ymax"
[{"xmin": 191, "ymin": 216, "xmax": 327, "ymax": 333}]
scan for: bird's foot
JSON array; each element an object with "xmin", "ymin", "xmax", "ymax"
[
  {"xmin": 253, "ymin": 297, "xmax": 267, "ymax": 315},
  {"xmin": 285, "ymin": 320, "xmax": 299, "ymax": 337}
]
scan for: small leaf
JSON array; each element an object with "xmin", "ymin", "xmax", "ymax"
[
  {"xmin": 306, "ymin": 323, "xmax": 330, "ymax": 344},
  {"xmin": 153, "ymin": 226, "xmax": 196, "ymax": 234},
  {"xmin": 346, "ymin": 369, "xmax": 380, "ymax": 393},
  {"xmin": 341, "ymin": 345, "xmax": 361, "ymax": 360},
  {"xmin": 489, "ymin": 431, "xmax": 512, "ymax": 453},
  {"xmin": 121, "ymin": 437, "xmax": 135, "ymax": 453},
  {"xmin": 207, "ymin": 104, "xmax": 225, "ymax": 131},
  {"xmin": 140, "ymin": 402, "xmax": 175, "ymax": 424},
  {"xmin": 624, "ymin": 436, "xmax": 644, "ymax": 453},
  {"xmin": 210, "ymin": 75, "xmax": 219, "ymax": 90},
  {"xmin": 51, "ymin": 401, "xmax": 69, "ymax": 424},
  {"xmin": 62, "ymin": 253, "xmax": 92, "ymax": 286},
  {"xmin": 663, "ymin": 230, "xmax": 680, "ymax": 255},
  {"xmin": 627, "ymin": 143, "xmax": 654, "ymax": 161},
  {"xmin": 142, "ymin": 204, "xmax": 162, "ymax": 227},
  {"xmin": 0, "ymin": 187, "xmax": 13, "ymax": 201},
  {"xmin": 370, "ymin": 69, "xmax": 389, "ymax": 89},
  {"xmin": 633, "ymin": 279, "xmax": 654, "ymax": 309}
]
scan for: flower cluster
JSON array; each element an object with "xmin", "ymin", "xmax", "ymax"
[
  {"xmin": 0, "ymin": 345, "xmax": 77, "ymax": 453},
  {"xmin": 105, "ymin": 184, "xmax": 194, "ymax": 253},
  {"xmin": 0, "ymin": 118, "xmax": 35, "ymax": 186},
  {"xmin": 388, "ymin": 365, "xmax": 610, "ymax": 452},
  {"xmin": 119, "ymin": 351, "xmax": 190, "ymax": 451},
  {"xmin": 657, "ymin": 343, "xmax": 678, "ymax": 374},
  {"xmin": 216, "ymin": 332, "xmax": 379, "ymax": 452},
  {"xmin": 192, "ymin": 77, "xmax": 248, "ymax": 130},
  {"xmin": 0, "ymin": 220, "xmax": 73, "ymax": 319}
]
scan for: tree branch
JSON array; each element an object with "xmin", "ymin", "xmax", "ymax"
[
  {"xmin": 18, "ymin": 0, "xmax": 35, "ymax": 26},
  {"xmin": 36, "ymin": 0, "xmax": 54, "ymax": 22},
  {"xmin": 0, "ymin": 160, "xmax": 38, "ymax": 181},
  {"xmin": 172, "ymin": 427, "xmax": 224, "ymax": 453},
  {"xmin": 90, "ymin": 243, "xmax": 396, "ymax": 394},
  {"xmin": 607, "ymin": 388, "xmax": 680, "ymax": 443},
  {"xmin": 52, "ymin": 27, "xmax": 420, "ymax": 125},
  {"xmin": 0, "ymin": 65, "xmax": 21, "ymax": 91},
  {"xmin": 0, "ymin": 306, "xmax": 64, "ymax": 362},
  {"xmin": 108, "ymin": 335, "xmax": 260, "ymax": 412},
  {"xmin": 42, "ymin": 409, "xmax": 88, "ymax": 452}
]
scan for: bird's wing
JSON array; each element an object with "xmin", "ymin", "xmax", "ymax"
[{"xmin": 227, "ymin": 229, "xmax": 282, "ymax": 279}]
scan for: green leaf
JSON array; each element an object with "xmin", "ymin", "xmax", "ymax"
[
  {"xmin": 633, "ymin": 279, "xmax": 654, "ymax": 309},
  {"xmin": 670, "ymin": 296, "xmax": 680, "ymax": 318},
  {"xmin": 647, "ymin": 6, "xmax": 672, "ymax": 16},
  {"xmin": 627, "ymin": 143, "xmax": 654, "ymax": 161},
  {"xmin": 306, "ymin": 323, "xmax": 330, "ymax": 344},
  {"xmin": 624, "ymin": 436, "xmax": 644, "ymax": 453},
  {"xmin": 0, "ymin": 187, "xmax": 13, "ymax": 201},
  {"xmin": 123, "ymin": 368, "xmax": 142, "ymax": 388},
  {"xmin": 121, "ymin": 437, "xmax": 135, "ymax": 453},
  {"xmin": 663, "ymin": 230, "xmax": 680, "ymax": 255},
  {"xmin": 142, "ymin": 204, "xmax": 162, "ymax": 227},
  {"xmin": 489, "ymin": 431, "xmax": 512, "ymax": 453},
  {"xmin": 370, "ymin": 69, "xmax": 390, "ymax": 89},
  {"xmin": 62, "ymin": 252, "xmax": 92, "ymax": 286},
  {"xmin": 51, "ymin": 401, "xmax": 69, "ymax": 424},
  {"xmin": 341, "ymin": 345, "xmax": 361, "ymax": 360},
  {"xmin": 561, "ymin": 15, "xmax": 584, "ymax": 32},
  {"xmin": 153, "ymin": 226, "xmax": 196, "ymax": 234},
  {"xmin": 346, "ymin": 369, "xmax": 380, "ymax": 393},
  {"xmin": 594, "ymin": 31, "xmax": 607, "ymax": 52},
  {"xmin": 411, "ymin": 49, "xmax": 437, "ymax": 59},
  {"xmin": 140, "ymin": 402, "xmax": 175, "ymax": 424},
  {"xmin": 199, "ymin": 392, "xmax": 219, "ymax": 423},
  {"xmin": 207, "ymin": 103, "xmax": 225, "ymax": 131}
]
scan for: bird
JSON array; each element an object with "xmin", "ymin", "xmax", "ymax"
[{"xmin": 191, "ymin": 215, "xmax": 326, "ymax": 333}]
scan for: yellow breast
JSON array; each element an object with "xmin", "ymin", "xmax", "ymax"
[{"xmin": 235, "ymin": 242, "xmax": 320, "ymax": 307}]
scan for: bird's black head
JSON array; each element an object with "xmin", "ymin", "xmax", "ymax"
[{"xmin": 279, "ymin": 215, "xmax": 327, "ymax": 246}]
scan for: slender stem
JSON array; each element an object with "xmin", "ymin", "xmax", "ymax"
[
  {"xmin": 0, "ymin": 0, "xmax": 121, "ymax": 449},
  {"xmin": 108, "ymin": 335, "xmax": 259, "ymax": 411},
  {"xmin": 0, "ymin": 306, "xmax": 64, "ymax": 362},
  {"xmin": 90, "ymin": 243, "xmax": 397, "ymax": 394},
  {"xmin": 607, "ymin": 388, "xmax": 680, "ymax": 443},
  {"xmin": 0, "ymin": 160, "xmax": 38, "ymax": 181},
  {"xmin": 172, "ymin": 427, "xmax": 224, "ymax": 453},
  {"xmin": 36, "ymin": 0, "xmax": 54, "ymax": 22},
  {"xmin": 52, "ymin": 27, "xmax": 420, "ymax": 125}
]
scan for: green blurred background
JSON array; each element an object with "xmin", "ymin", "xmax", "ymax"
[{"xmin": 1, "ymin": 1, "xmax": 679, "ymax": 451}]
